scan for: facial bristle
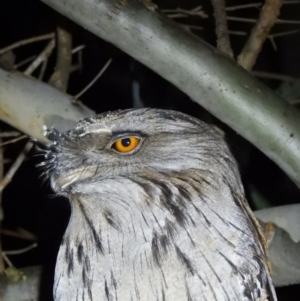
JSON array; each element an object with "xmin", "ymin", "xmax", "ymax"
[{"xmin": 35, "ymin": 131, "xmax": 60, "ymax": 181}]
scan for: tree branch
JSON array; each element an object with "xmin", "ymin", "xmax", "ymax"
[
  {"xmin": 0, "ymin": 68, "xmax": 94, "ymax": 141},
  {"xmin": 255, "ymin": 204, "xmax": 300, "ymax": 286},
  {"xmin": 38, "ymin": 0, "xmax": 300, "ymax": 188},
  {"xmin": 0, "ymin": 33, "xmax": 54, "ymax": 56},
  {"xmin": 24, "ymin": 38, "xmax": 55, "ymax": 75},
  {"xmin": 49, "ymin": 27, "xmax": 72, "ymax": 92},
  {"xmin": 211, "ymin": 0, "xmax": 234, "ymax": 59},
  {"xmin": 238, "ymin": 0, "xmax": 284, "ymax": 70}
]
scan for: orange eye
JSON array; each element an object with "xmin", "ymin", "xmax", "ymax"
[{"xmin": 112, "ymin": 137, "xmax": 140, "ymax": 153}]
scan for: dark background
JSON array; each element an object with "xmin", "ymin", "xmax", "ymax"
[{"xmin": 0, "ymin": 0, "xmax": 300, "ymax": 300}]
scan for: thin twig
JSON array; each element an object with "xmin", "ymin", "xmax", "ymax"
[
  {"xmin": 268, "ymin": 29, "xmax": 300, "ymax": 49},
  {"xmin": 277, "ymin": 18, "xmax": 300, "ymax": 24},
  {"xmin": 24, "ymin": 38, "xmax": 55, "ymax": 75},
  {"xmin": 227, "ymin": 16, "xmax": 300, "ymax": 24},
  {"xmin": 238, "ymin": 0, "xmax": 284, "ymax": 71},
  {"xmin": 38, "ymin": 59, "xmax": 48, "ymax": 81},
  {"xmin": 2, "ymin": 253, "xmax": 13, "ymax": 268},
  {"xmin": 211, "ymin": 0, "xmax": 234, "ymax": 59},
  {"xmin": 0, "ymin": 131, "xmax": 20, "ymax": 138},
  {"xmin": 14, "ymin": 55, "xmax": 37, "ymax": 69},
  {"xmin": 284, "ymin": 0, "xmax": 300, "ymax": 3},
  {"xmin": 227, "ymin": 16, "xmax": 267, "ymax": 23},
  {"xmin": 227, "ymin": 1, "xmax": 300, "ymax": 11},
  {"xmin": 0, "ymin": 32, "xmax": 55, "ymax": 55},
  {"xmin": 0, "ymin": 141, "xmax": 33, "ymax": 194},
  {"xmin": 162, "ymin": 6, "xmax": 208, "ymax": 18},
  {"xmin": 49, "ymin": 27, "xmax": 72, "ymax": 92},
  {"xmin": 162, "ymin": 5, "xmax": 202, "ymax": 13},
  {"xmin": 184, "ymin": 25, "xmax": 204, "ymax": 31},
  {"xmin": 71, "ymin": 45, "xmax": 85, "ymax": 74},
  {"xmin": 0, "ymin": 228, "xmax": 37, "ymax": 241},
  {"xmin": 269, "ymin": 29, "xmax": 300, "ymax": 38},
  {"xmin": 0, "ymin": 135, "xmax": 27, "ymax": 147},
  {"xmin": 73, "ymin": 58, "xmax": 112, "ymax": 101},
  {"xmin": 78, "ymin": 47, "xmax": 84, "ymax": 74},
  {"xmin": 72, "ymin": 45, "xmax": 86, "ymax": 54},
  {"xmin": 166, "ymin": 13, "xmax": 188, "ymax": 19},
  {"xmin": 228, "ymin": 30, "xmax": 247, "ymax": 36},
  {"xmin": 4, "ymin": 243, "xmax": 38, "ymax": 255},
  {"xmin": 226, "ymin": 3, "xmax": 262, "ymax": 11},
  {"xmin": 252, "ymin": 70, "xmax": 300, "ymax": 83}
]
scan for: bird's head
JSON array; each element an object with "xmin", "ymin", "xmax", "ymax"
[{"xmin": 40, "ymin": 108, "xmax": 238, "ymax": 196}]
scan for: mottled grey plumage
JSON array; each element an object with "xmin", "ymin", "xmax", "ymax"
[{"xmin": 41, "ymin": 108, "xmax": 277, "ymax": 301}]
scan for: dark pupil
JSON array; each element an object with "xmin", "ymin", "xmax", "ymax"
[{"xmin": 121, "ymin": 138, "xmax": 131, "ymax": 147}]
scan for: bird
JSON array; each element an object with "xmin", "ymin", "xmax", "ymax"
[{"xmin": 41, "ymin": 108, "xmax": 277, "ymax": 301}]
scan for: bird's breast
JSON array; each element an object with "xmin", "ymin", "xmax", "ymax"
[{"xmin": 53, "ymin": 194, "xmax": 266, "ymax": 301}]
